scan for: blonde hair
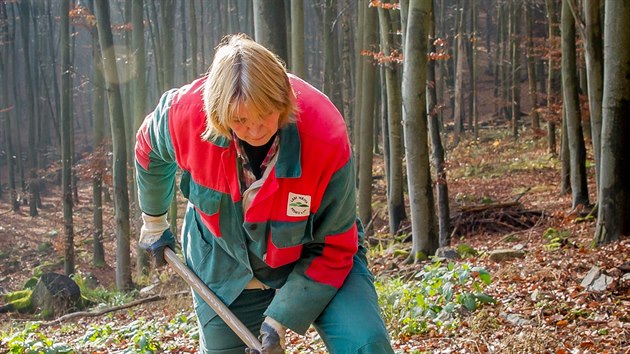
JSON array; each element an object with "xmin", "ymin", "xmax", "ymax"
[{"xmin": 202, "ymin": 33, "xmax": 297, "ymax": 140}]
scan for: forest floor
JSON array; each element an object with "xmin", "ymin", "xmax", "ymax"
[{"xmin": 0, "ymin": 126, "xmax": 629, "ymax": 353}]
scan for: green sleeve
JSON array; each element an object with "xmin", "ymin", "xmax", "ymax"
[{"xmin": 135, "ymin": 89, "xmax": 179, "ymax": 216}]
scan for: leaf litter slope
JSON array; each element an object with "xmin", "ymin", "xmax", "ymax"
[{"xmin": 0, "ymin": 129, "xmax": 628, "ymax": 353}]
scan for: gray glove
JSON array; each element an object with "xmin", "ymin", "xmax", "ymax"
[{"xmin": 245, "ymin": 317, "xmax": 286, "ymax": 354}]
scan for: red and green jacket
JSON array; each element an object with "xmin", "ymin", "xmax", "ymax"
[{"xmin": 135, "ymin": 74, "xmax": 361, "ymax": 333}]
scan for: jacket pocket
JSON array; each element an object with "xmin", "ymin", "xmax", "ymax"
[
  {"xmin": 184, "ymin": 177, "xmax": 224, "ymax": 237},
  {"xmin": 264, "ymin": 217, "xmax": 313, "ymax": 268}
]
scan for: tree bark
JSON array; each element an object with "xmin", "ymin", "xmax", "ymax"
[
  {"xmin": 402, "ymin": 0, "xmax": 438, "ymax": 262},
  {"xmin": 94, "ymin": 0, "xmax": 133, "ymax": 291},
  {"xmin": 253, "ymin": 0, "xmax": 288, "ymax": 63},
  {"xmin": 378, "ymin": 0, "xmax": 405, "ymax": 235},
  {"xmin": 60, "ymin": 0, "xmax": 74, "ymax": 276},
  {"xmin": 561, "ymin": 0, "xmax": 589, "ymax": 209},
  {"xmin": 582, "ymin": 0, "xmax": 603, "ymax": 191},
  {"xmin": 545, "ymin": 0, "xmax": 560, "ymax": 155},
  {"xmin": 595, "ymin": 0, "xmax": 630, "ymax": 245},
  {"xmin": 290, "ymin": 0, "xmax": 304, "ymax": 77},
  {"xmin": 357, "ymin": 5, "xmax": 378, "ymax": 228},
  {"xmin": 428, "ymin": 7, "xmax": 450, "ymax": 247}
]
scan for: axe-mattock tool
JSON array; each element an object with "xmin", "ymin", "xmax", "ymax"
[{"xmin": 164, "ymin": 248, "xmax": 263, "ymax": 351}]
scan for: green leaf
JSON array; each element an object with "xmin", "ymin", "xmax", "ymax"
[
  {"xmin": 474, "ymin": 293, "xmax": 496, "ymax": 304},
  {"xmin": 460, "ymin": 293, "xmax": 477, "ymax": 311}
]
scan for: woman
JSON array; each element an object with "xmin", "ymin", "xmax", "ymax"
[{"xmin": 136, "ymin": 34, "xmax": 393, "ymax": 354}]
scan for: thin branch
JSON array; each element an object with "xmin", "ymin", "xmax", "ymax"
[{"xmin": 38, "ymin": 291, "xmax": 189, "ymax": 327}]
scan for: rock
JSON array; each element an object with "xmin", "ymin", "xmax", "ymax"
[
  {"xmin": 580, "ymin": 266, "xmax": 614, "ymax": 292},
  {"xmin": 488, "ymin": 249, "xmax": 526, "ymax": 261},
  {"xmin": 140, "ymin": 283, "xmax": 159, "ymax": 296},
  {"xmin": 500, "ymin": 312, "xmax": 531, "ymax": 326},
  {"xmin": 31, "ymin": 273, "xmax": 84, "ymax": 319},
  {"xmin": 434, "ymin": 247, "xmax": 461, "ymax": 260}
]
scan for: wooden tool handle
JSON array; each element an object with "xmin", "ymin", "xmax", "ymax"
[{"xmin": 164, "ymin": 248, "xmax": 263, "ymax": 351}]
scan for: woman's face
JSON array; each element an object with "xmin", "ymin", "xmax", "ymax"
[{"xmin": 229, "ymin": 102, "xmax": 280, "ymax": 146}]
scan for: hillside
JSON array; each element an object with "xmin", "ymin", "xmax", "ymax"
[{"xmin": 0, "ymin": 128, "xmax": 628, "ymax": 353}]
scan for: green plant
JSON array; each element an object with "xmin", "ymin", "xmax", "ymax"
[
  {"xmin": 2, "ymin": 323, "xmax": 73, "ymax": 353},
  {"xmin": 542, "ymin": 227, "xmax": 571, "ymax": 251},
  {"xmin": 376, "ymin": 260, "xmax": 496, "ymax": 339}
]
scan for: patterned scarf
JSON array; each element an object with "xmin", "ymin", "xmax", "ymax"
[{"xmin": 232, "ymin": 132, "xmax": 280, "ymax": 192}]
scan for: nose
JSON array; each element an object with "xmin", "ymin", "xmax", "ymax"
[{"xmin": 246, "ymin": 121, "xmax": 263, "ymax": 136}]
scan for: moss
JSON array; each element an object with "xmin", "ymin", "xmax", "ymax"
[
  {"xmin": 3, "ymin": 289, "xmax": 32, "ymax": 303},
  {"xmin": 10, "ymin": 296, "xmax": 33, "ymax": 313}
]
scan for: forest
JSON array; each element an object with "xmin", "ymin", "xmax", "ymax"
[{"xmin": 0, "ymin": 0, "xmax": 629, "ymax": 353}]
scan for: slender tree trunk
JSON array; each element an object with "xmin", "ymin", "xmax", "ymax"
[
  {"xmin": 60, "ymin": 0, "xmax": 74, "ymax": 276},
  {"xmin": 595, "ymin": 0, "xmax": 630, "ymax": 245},
  {"xmin": 471, "ymin": 0, "xmax": 478, "ymax": 139},
  {"xmin": 561, "ymin": 0, "xmax": 589, "ymax": 209},
  {"xmin": 545, "ymin": 0, "xmax": 560, "ymax": 155},
  {"xmin": 525, "ymin": 1, "xmax": 541, "ymax": 130},
  {"xmin": 511, "ymin": 1, "xmax": 521, "ymax": 139},
  {"xmin": 352, "ymin": 1, "xmax": 366, "ymax": 154},
  {"xmin": 132, "ymin": 0, "xmax": 148, "ymax": 276},
  {"xmin": 0, "ymin": 1, "xmax": 18, "ymax": 211},
  {"xmin": 189, "ymin": 0, "xmax": 197, "ymax": 79},
  {"xmin": 17, "ymin": 0, "xmax": 39, "ymax": 216},
  {"xmin": 453, "ymin": 0, "xmax": 466, "ymax": 142},
  {"xmin": 428, "ymin": 7, "xmax": 450, "ymax": 247},
  {"xmin": 290, "ymin": 0, "xmax": 304, "ymax": 77},
  {"xmin": 378, "ymin": 1, "xmax": 405, "ymax": 235},
  {"xmin": 322, "ymin": 0, "xmax": 334, "ymax": 98},
  {"xmin": 357, "ymin": 5, "xmax": 378, "ymax": 228},
  {"xmin": 582, "ymin": 0, "xmax": 603, "ymax": 192},
  {"xmin": 94, "ymin": 0, "xmax": 133, "ymax": 291},
  {"xmin": 402, "ymin": 0, "xmax": 438, "ymax": 262}
]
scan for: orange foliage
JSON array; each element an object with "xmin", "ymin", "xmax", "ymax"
[
  {"xmin": 369, "ymin": 1, "xmax": 401, "ymax": 10},
  {"xmin": 69, "ymin": 4, "xmax": 96, "ymax": 30},
  {"xmin": 361, "ymin": 49, "xmax": 404, "ymax": 65}
]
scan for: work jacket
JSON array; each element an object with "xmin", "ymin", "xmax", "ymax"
[{"xmin": 135, "ymin": 74, "xmax": 361, "ymax": 333}]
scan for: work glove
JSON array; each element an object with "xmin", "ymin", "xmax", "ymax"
[
  {"xmin": 245, "ymin": 317, "xmax": 286, "ymax": 354},
  {"xmin": 139, "ymin": 213, "xmax": 176, "ymax": 268}
]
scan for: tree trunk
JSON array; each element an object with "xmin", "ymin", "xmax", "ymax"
[
  {"xmin": 0, "ymin": 1, "xmax": 18, "ymax": 211},
  {"xmin": 511, "ymin": 1, "xmax": 521, "ymax": 139},
  {"xmin": 525, "ymin": 1, "xmax": 541, "ymax": 130},
  {"xmin": 428, "ymin": 7, "xmax": 450, "ymax": 247},
  {"xmin": 471, "ymin": 0, "xmax": 478, "ymax": 139},
  {"xmin": 132, "ymin": 0, "xmax": 149, "ymax": 276},
  {"xmin": 561, "ymin": 0, "xmax": 589, "ymax": 209},
  {"xmin": 60, "ymin": 0, "xmax": 74, "ymax": 276},
  {"xmin": 582, "ymin": 0, "xmax": 603, "ymax": 192},
  {"xmin": 402, "ymin": 0, "xmax": 439, "ymax": 262},
  {"xmin": 17, "ymin": 0, "xmax": 39, "ymax": 217},
  {"xmin": 545, "ymin": 0, "xmax": 560, "ymax": 155},
  {"xmin": 357, "ymin": 5, "xmax": 378, "ymax": 228},
  {"xmin": 94, "ymin": 0, "xmax": 133, "ymax": 291},
  {"xmin": 290, "ymin": 0, "xmax": 304, "ymax": 77},
  {"xmin": 253, "ymin": 0, "xmax": 288, "ymax": 63},
  {"xmin": 594, "ymin": 0, "xmax": 630, "ymax": 245},
  {"xmin": 453, "ymin": 0, "xmax": 466, "ymax": 142},
  {"xmin": 378, "ymin": 1, "xmax": 405, "ymax": 235},
  {"xmin": 352, "ymin": 1, "xmax": 366, "ymax": 152}
]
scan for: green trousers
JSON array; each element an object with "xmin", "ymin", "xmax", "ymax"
[{"xmin": 197, "ymin": 256, "xmax": 394, "ymax": 354}]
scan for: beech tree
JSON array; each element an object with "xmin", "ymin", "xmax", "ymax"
[
  {"xmin": 594, "ymin": 0, "xmax": 630, "ymax": 245},
  {"xmin": 402, "ymin": 0, "xmax": 438, "ymax": 262},
  {"xmin": 94, "ymin": 0, "xmax": 132, "ymax": 290},
  {"xmin": 561, "ymin": 0, "xmax": 589, "ymax": 209}
]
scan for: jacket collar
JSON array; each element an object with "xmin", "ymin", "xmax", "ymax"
[{"xmin": 275, "ymin": 123, "xmax": 301, "ymax": 178}]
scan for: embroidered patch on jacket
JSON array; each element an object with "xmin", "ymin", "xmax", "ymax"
[{"xmin": 287, "ymin": 192, "xmax": 311, "ymax": 217}]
